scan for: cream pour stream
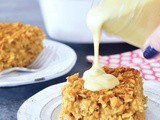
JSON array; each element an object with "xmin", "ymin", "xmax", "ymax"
[{"xmin": 82, "ymin": 0, "xmax": 120, "ymax": 91}]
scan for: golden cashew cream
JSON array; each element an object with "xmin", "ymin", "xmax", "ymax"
[{"xmin": 83, "ymin": 0, "xmax": 120, "ymax": 91}]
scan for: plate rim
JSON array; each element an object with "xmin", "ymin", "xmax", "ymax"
[
  {"xmin": 0, "ymin": 39, "xmax": 77, "ymax": 87},
  {"xmin": 17, "ymin": 82, "xmax": 65, "ymax": 120}
]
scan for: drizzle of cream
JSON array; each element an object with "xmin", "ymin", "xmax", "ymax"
[{"xmin": 83, "ymin": 1, "xmax": 120, "ymax": 91}]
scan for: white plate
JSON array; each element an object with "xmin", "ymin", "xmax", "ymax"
[
  {"xmin": 17, "ymin": 81, "xmax": 160, "ymax": 120},
  {"xmin": 0, "ymin": 39, "xmax": 77, "ymax": 87}
]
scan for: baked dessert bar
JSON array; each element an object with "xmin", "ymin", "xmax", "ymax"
[
  {"xmin": 60, "ymin": 67, "xmax": 147, "ymax": 120},
  {"xmin": 0, "ymin": 22, "xmax": 45, "ymax": 71}
]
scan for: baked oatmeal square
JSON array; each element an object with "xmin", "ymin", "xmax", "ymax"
[{"xmin": 60, "ymin": 67, "xmax": 147, "ymax": 120}]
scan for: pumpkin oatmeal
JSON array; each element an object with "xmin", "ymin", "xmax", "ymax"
[
  {"xmin": 60, "ymin": 67, "xmax": 147, "ymax": 120},
  {"xmin": 0, "ymin": 22, "xmax": 45, "ymax": 71}
]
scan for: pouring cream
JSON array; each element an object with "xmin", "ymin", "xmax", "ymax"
[{"xmin": 83, "ymin": 1, "xmax": 120, "ymax": 91}]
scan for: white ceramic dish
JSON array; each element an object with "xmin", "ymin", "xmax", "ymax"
[
  {"xmin": 17, "ymin": 81, "xmax": 160, "ymax": 120},
  {"xmin": 0, "ymin": 39, "xmax": 77, "ymax": 87},
  {"xmin": 39, "ymin": 0, "xmax": 123, "ymax": 43}
]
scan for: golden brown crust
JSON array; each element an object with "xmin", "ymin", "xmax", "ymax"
[
  {"xmin": 60, "ymin": 67, "xmax": 147, "ymax": 120},
  {"xmin": 0, "ymin": 22, "xmax": 45, "ymax": 71}
]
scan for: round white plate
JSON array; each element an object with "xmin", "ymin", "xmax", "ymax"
[
  {"xmin": 17, "ymin": 81, "xmax": 160, "ymax": 120},
  {"xmin": 0, "ymin": 39, "xmax": 77, "ymax": 87}
]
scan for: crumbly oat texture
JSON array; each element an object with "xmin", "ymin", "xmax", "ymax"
[
  {"xmin": 60, "ymin": 67, "xmax": 147, "ymax": 120},
  {"xmin": 0, "ymin": 22, "xmax": 45, "ymax": 71}
]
